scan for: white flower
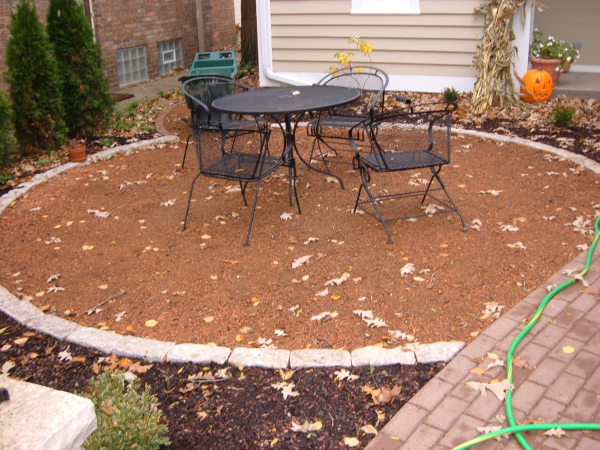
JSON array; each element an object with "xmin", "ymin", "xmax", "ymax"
[{"xmin": 567, "ymin": 56, "xmax": 572, "ymax": 62}]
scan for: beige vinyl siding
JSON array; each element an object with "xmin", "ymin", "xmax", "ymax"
[
  {"xmin": 270, "ymin": 0, "xmax": 485, "ymax": 77},
  {"xmin": 534, "ymin": 0, "xmax": 600, "ymax": 67}
]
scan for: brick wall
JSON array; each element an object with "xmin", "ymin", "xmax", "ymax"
[{"xmin": 1, "ymin": 0, "xmax": 236, "ymax": 93}]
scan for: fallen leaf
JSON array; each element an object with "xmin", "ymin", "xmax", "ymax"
[
  {"xmin": 544, "ymin": 427, "xmax": 567, "ymax": 438},
  {"xmin": 470, "ymin": 367, "xmax": 486, "ymax": 376},
  {"xmin": 562, "ymin": 345, "xmax": 575, "ymax": 354},
  {"xmin": 236, "ymin": 334, "xmax": 244, "ymax": 342},
  {"xmin": 466, "ymin": 379, "xmax": 514, "ymax": 401},
  {"xmin": 343, "ymin": 436, "xmax": 360, "ymax": 447},
  {"xmin": 58, "ymin": 348, "xmax": 73, "ymax": 361},
  {"xmin": 280, "ymin": 212, "xmax": 293, "ymax": 220},
  {"xmin": 201, "ymin": 234, "xmax": 211, "ymax": 240},
  {"xmin": 400, "ymin": 263, "xmax": 415, "ymax": 276},
  {"xmin": 487, "ymin": 352, "xmax": 499, "ymax": 360},
  {"xmin": 13, "ymin": 337, "xmax": 28, "ymax": 345},
  {"xmin": 203, "ymin": 316, "xmax": 214, "ymax": 323},
  {"xmin": 362, "ymin": 424, "xmax": 378, "ymax": 435},
  {"xmin": 145, "ymin": 319, "xmax": 158, "ymax": 327},
  {"xmin": 292, "ymin": 255, "xmax": 312, "ymax": 269},
  {"xmin": 1, "ymin": 361, "xmax": 15, "ymax": 374},
  {"xmin": 512, "ymin": 356, "xmax": 529, "ymax": 368},
  {"xmin": 324, "ymin": 272, "xmax": 350, "ymax": 286},
  {"xmin": 291, "ymin": 420, "xmax": 323, "ymax": 433},
  {"xmin": 98, "ymin": 284, "xmax": 108, "ymax": 290}
]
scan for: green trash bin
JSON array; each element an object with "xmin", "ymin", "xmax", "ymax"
[{"xmin": 178, "ymin": 51, "xmax": 238, "ymax": 82}]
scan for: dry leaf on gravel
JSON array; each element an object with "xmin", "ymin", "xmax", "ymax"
[
  {"xmin": 292, "ymin": 255, "xmax": 312, "ymax": 269},
  {"xmin": 544, "ymin": 427, "xmax": 567, "ymax": 438},
  {"xmin": 324, "ymin": 272, "xmax": 350, "ymax": 286}
]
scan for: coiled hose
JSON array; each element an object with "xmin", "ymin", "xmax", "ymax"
[{"xmin": 452, "ymin": 215, "xmax": 600, "ymax": 450}]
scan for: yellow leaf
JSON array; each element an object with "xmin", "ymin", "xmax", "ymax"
[
  {"xmin": 439, "ymin": 243, "xmax": 449, "ymax": 248},
  {"xmin": 362, "ymin": 424, "xmax": 378, "ymax": 435},
  {"xmin": 413, "ymin": 276, "xmax": 426, "ymax": 282},
  {"xmin": 203, "ymin": 316, "xmax": 214, "ymax": 323},
  {"xmin": 270, "ymin": 438, "xmax": 278, "ymax": 447},
  {"xmin": 439, "ymin": 253, "xmax": 449, "ymax": 257},
  {"xmin": 331, "ymin": 295, "xmax": 341, "ymax": 300},
  {"xmin": 330, "ymin": 311, "xmax": 339, "ymax": 317},
  {"xmin": 98, "ymin": 284, "xmax": 108, "ymax": 290},
  {"xmin": 145, "ymin": 319, "xmax": 158, "ymax": 327},
  {"xmin": 374, "ymin": 342, "xmax": 384, "ymax": 348},
  {"xmin": 201, "ymin": 234, "xmax": 211, "ymax": 240},
  {"xmin": 563, "ymin": 345, "xmax": 575, "ymax": 354},
  {"xmin": 470, "ymin": 367, "xmax": 486, "ymax": 375},
  {"xmin": 36, "ymin": 291, "xmax": 45, "ymax": 297},
  {"xmin": 487, "ymin": 352, "xmax": 499, "ymax": 360},
  {"xmin": 388, "ymin": 436, "xmax": 400, "ymax": 440},
  {"xmin": 343, "ymin": 436, "xmax": 360, "ymax": 447},
  {"xmin": 82, "ymin": 245, "xmax": 94, "ymax": 251},
  {"xmin": 14, "ymin": 337, "xmax": 28, "ymax": 345},
  {"xmin": 125, "ymin": 326, "xmax": 134, "ymax": 332},
  {"xmin": 470, "ymin": 331, "xmax": 480, "ymax": 337},
  {"xmin": 480, "ymin": 313, "xmax": 492, "ymax": 320},
  {"xmin": 236, "ymin": 334, "xmax": 244, "ymax": 342}
]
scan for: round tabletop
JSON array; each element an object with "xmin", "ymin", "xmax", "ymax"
[{"xmin": 211, "ymin": 85, "xmax": 360, "ymax": 116}]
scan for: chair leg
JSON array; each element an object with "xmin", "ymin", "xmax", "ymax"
[
  {"xmin": 244, "ymin": 180, "xmax": 261, "ymax": 247},
  {"xmin": 182, "ymin": 172, "xmax": 202, "ymax": 231},
  {"xmin": 308, "ymin": 138, "xmax": 345, "ymax": 189},
  {"xmin": 433, "ymin": 172, "xmax": 468, "ymax": 232},
  {"xmin": 358, "ymin": 171, "xmax": 393, "ymax": 244},
  {"xmin": 240, "ymin": 182, "xmax": 249, "ymax": 206},
  {"xmin": 181, "ymin": 134, "xmax": 191, "ymax": 169}
]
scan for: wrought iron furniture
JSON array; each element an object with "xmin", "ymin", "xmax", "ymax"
[
  {"xmin": 180, "ymin": 76, "xmax": 264, "ymax": 168},
  {"xmin": 349, "ymin": 102, "xmax": 467, "ymax": 244},
  {"xmin": 306, "ymin": 66, "xmax": 389, "ymax": 188}
]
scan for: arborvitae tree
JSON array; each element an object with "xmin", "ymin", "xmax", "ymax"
[
  {"xmin": 5, "ymin": 1, "xmax": 66, "ymax": 154},
  {"xmin": 0, "ymin": 92, "xmax": 16, "ymax": 166},
  {"xmin": 47, "ymin": 0, "xmax": 115, "ymax": 140}
]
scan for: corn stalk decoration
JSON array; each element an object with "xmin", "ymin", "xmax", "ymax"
[{"xmin": 470, "ymin": 0, "xmax": 545, "ymax": 115}]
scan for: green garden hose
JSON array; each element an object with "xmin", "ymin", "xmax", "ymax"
[{"xmin": 452, "ymin": 215, "xmax": 600, "ymax": 450}]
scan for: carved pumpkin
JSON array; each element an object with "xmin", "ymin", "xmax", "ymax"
[{"xmin": 520, "ymin": 67, "xmax": 553, "ymax": 103}]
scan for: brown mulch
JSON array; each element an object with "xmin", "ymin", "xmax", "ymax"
[
  {"xmin": 1, "ymin": 311, "xmax": 443, "ymax": 449},
  {"xmin": 1, "ymin": 79, "xmax": 600, "ymax": 449}
]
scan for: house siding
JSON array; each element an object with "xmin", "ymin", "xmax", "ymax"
[
  {"xmin": 534, "ymin": 0, "xmax": 600, "ymax": 67},
  {"xmin": 0, "ymin": 0, "xmax": 236, "ymax": 93},
  {"xmin": 270, "ymin": 0, "xmax": 485, "ymax": 79}
]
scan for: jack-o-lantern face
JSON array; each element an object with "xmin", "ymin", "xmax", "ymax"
[{"xmin": 520, "ymin": 67, "xmax": 553, "ymax": 103}]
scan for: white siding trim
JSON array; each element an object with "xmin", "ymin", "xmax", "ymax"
[
  {"xmin": 570, "ymin": 65, "xmax": 600, "ymax": 73},
  {"xmin": 512, "ymin": 1, "xmax": 535, "ymax": 80},
  {"xmin": 351, "ymin": 0, "xmax": 420, "ymax": 15}
]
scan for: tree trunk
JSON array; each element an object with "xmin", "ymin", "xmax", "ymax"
[{"xmin": 241, "ymin": 0, "xmax": 258, "ymax": 65}]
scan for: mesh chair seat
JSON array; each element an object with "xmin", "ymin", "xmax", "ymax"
[
  {"xmin": 361, "ymin": 150, "xmax": 448, "ymax": 172},
  {"xmin": 203, "ymin": 152, "xmax": 283, "ymax": 181}
]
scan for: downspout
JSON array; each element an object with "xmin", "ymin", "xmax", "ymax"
[
  {"xmin": 256, "ymin": 0, "xmax": 310, "ymax": 86},
  {"xmin": 88, "ymin": 0, "xmax": 96, "ymax": 43},
  {"xmin": 196, "ymin": 0, "xmax": 205, "ymax": 52}
]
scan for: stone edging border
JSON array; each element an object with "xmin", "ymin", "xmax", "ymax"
[{"xmin": 1, "ymin": 124, "xmax": 597, "ymax": 370}]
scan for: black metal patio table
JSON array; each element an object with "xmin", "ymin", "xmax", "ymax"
[{"xmin": 211, "ymin": 85, "xmax": 361, "ymax": 182}]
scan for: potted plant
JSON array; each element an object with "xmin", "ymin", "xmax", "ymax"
[
  {"xmin": 67, "ymin": 138, "xmax": 87, "ymax": 162},
  {"xmin": 529, "ymin": 29, "xmax": 580, "ymax": 85}
]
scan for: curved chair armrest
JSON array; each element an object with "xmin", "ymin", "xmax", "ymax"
[
  {"xmin": 348, "ymin": 117, "xmax": 372, "ymax": 157},
  {"xmin": 391, "ymin": 94, "xmax": 412, "ymax": 105}
]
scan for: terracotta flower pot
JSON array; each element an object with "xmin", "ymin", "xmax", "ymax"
[
  {"xmin": 68, "ymin": 145, "xmax": 87, "ymax": 163},
  {"xmin": 529, "ymin": 57, "xmax": 562, "ymax": 86}
]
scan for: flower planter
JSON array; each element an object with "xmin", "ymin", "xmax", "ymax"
[
  {"xmin": 529, "ymin": 57, "xmax": 562, "ymax": 86},
  {"xmin": 67, "ymin": 145, "xmax": 87, "ymax": 163}
]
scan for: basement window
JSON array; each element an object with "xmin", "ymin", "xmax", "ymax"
[
  {"xmin": 116, "ymin": 46, "xmax": 148, "ymax": 87},
  {"xmin": 157, "ymin": 40, "xmax": 183, "ymax": 75}
]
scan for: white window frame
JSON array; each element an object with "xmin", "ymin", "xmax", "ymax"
[
  {"xmin": 351, "ymin": 0, "xmax": 420, "ymax": 15},
  {"xmin": 157, "ymin": 39, "xmax": 183, "ymax": 75}
]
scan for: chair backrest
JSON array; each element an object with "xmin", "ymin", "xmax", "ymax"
[
  {"xmin": 316, "ymin": 66, "xmax": 389, "ymax": 117},
  {"xmin": 365, "ymin": 103, "xmax": 456, "ymax": 170},
  {"xmin": 181, "ymin": 76, "xmax": 253, "ymax": 127}
]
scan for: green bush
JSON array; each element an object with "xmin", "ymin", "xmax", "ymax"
[
  {"xmin": 81, "ymin": 370, "xmax": 170, "ymax": 450},
  {"xmin": 548, "ymin": 105, "xmax": 575, "ymax": 128},
  {"xmin": 47, "ymin": 0, "xmax": 115, "ymax": 140},
  {"xmin": 5, "ymin": 0, "xmax": 66, "ymax": 154},
  {"xmin": 0, "ymin": 92, "xmax": 16, "ymax": 166},
  {"xmin": 442, "ymin": 87, "xmax": 459, "ymax": 103}
]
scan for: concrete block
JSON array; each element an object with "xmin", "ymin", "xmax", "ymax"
[
  {"xmin": 290, "ymin": 349, "xmax": 351, "ymax": 368},
  {"xmin": 0, "ymin": 288, "xmax": 44, "ymax": 324},
  {"xmin": 415, "ymin": 341, "xmax": 465, "ymax": 364},
  {"xmin": 66, "ymin": 327, "xmax": 124, "ymax": 355},
  {"xmin": 228, "ymin": 347, "xmax": 290, "ymax": 369},
  {"xmin": 167, "ymin": 343, "xmax": 231, "ymax": 365},
  {"xmin": 351, "ymin": 345, "xmax": 416, "ymax": 367},
  {"xmin": 112, "ymin": 335, "xmax": 175, "ymax": 362},
  {"xmin": 0, "ymin": 374, "xmax": 96, "ymax": 450},
  {"xmin": 28, "ymin": 314, "xmax": 80, "ymax": 340}
]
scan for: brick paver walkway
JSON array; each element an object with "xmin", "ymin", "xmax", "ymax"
[{"xmin": 366, "ymin": 250, "xmax": 600, "ymax": 450}]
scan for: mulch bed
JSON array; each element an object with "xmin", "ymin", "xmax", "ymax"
[{"xmin": 1, "ymin": 311, "xmax": 443, "ymax": 449}]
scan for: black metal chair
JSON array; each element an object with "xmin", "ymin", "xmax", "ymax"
[
  {"xmin": 181, "ymin": 103, "xmax": 301, "ymax": 247},
  {"xmin": 180, "ymin": 76, "xmax": 266, "ymax": 168},
  {"xmin": 349, "ymin": 102, "xmax": 467, "ymax": 244},
  {"xmin": 306, "ymin": 66, "xmax": 390, "ymax": 188}
]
